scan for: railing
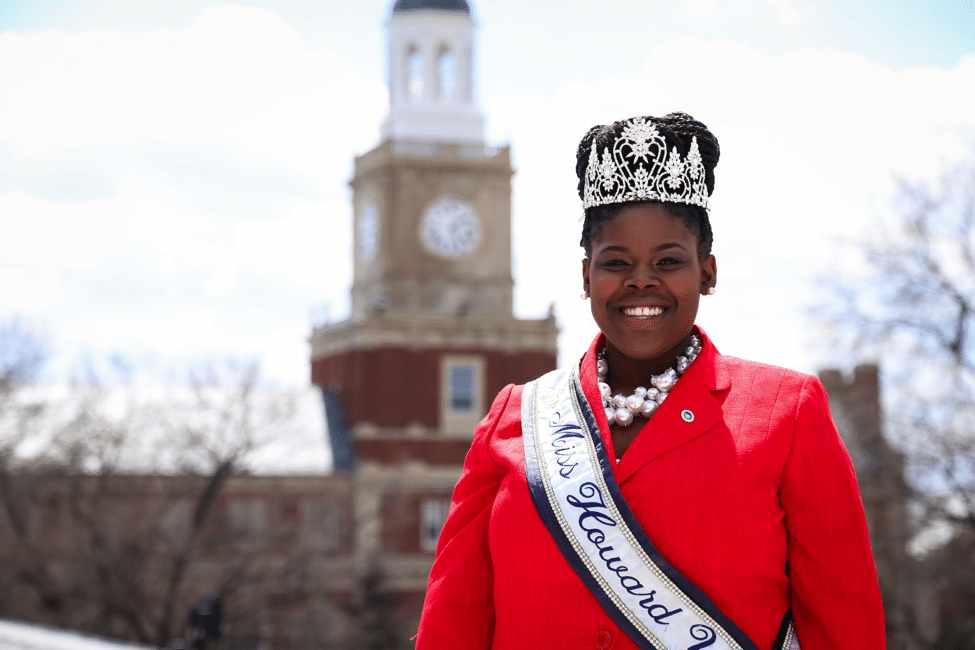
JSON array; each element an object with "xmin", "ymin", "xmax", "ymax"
[
  {"xmin": 354, "ymin": 139, "xmax": 505, "ymax": 167},
  {"xmin": 391, "ymin": 140, "xmax": 504, "ymax": 160}
]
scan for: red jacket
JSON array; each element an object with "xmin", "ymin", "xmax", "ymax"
[{"xmin": 416, "ymin": 330, "xmax": 886, "ymax": 650}]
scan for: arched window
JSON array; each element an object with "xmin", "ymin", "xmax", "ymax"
[
  {"xmin": 436, "ymin": 46, "xmax": 456, "ymax": 102},
  {"xmin": 406, "ymin": 46, "xmax": 423, "ymax": 102},
  {"xmin": 461, "ymin": 47, "xmax": 472, "ymax": 102}
]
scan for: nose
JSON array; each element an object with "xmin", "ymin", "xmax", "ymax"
[{"xmin": 625, "ymin": 263, "xmax": 659, "ymax": 289}]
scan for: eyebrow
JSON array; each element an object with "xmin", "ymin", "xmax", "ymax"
[{"xmin": 596, "ymin": 242, "xmax": 689, "ymax": 255}]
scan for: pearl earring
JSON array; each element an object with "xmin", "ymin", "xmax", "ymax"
[
  {"xmin": 707, "ymin": 287, "xmax": 715, "ymax": 296},
  {"xmin": 581, "ymin": 291, "xmax": 589, "ymax": 300}
]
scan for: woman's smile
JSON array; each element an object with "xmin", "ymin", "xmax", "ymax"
[{"xmin": 620, "ymin": 305, "xmax": 664, "ymax": 318}]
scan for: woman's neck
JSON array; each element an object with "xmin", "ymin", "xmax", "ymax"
[{"xmin": 602, "ymin": 332, "xmax": 695, "ymax": 388}]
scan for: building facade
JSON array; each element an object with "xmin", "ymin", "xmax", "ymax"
[{"xmin": 307, "ymin": 0, "xmax": 558, "ymax": 641}]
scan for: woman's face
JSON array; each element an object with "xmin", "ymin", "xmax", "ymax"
[{"xmin": 582, "ymin": 203, "xmax": 716, "ymax": 368}]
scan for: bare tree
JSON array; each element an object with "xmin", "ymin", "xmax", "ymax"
[
  {"xmin": 0, "ymin": 353, "xmax": 311, "ymax": 648},
  {"xmin": 0, "ymin": 319, "xmax": 46, "ymax": 395},
  {"xmin": 0, "ymin": 319, "xmax": 47, "ymax": 465},
  {"xmin": 0, "ymin": 327, "xmax": 409, "ymax": 649},
  {"xmin": 826, "ymin": 156, "xmax": 975, "ymax": 649}
]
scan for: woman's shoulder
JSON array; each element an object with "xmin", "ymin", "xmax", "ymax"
[
  {"xmin": 698, "ymin": 328, "xmax": 821, "ymax": 393},
  {"xmin": 487, "ymin": 382, "xmax": 523, "ymax": 412},
  {"xmin": 488, "ymin": 365, "xmax": 575, "ymax": 408},
  {"xmin": 711, "ymin": 354, "xmax": 835, "ymax": 438},
  {"xmin": 479, "ymin": 366, "xmax": 574, "ymax": 446},
  {"xmin": 714, "ymin": 352, "xmax": 825, "ymax": 397},
  {"xmin": 477, "ymin": 383, "xmax": 525, "ymax": 441},
  {"xmin": 717, "ymin": 353, "xmax": 811, "ymax": 378}
]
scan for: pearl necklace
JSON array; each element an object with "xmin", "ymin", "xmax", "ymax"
[{"xmin": 597, "ymin": 335, "xmax": 702, "ymax": 427}]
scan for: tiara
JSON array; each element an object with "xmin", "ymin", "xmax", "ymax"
[{"xmin": 582, "ymin": 117, "xmax": 710, "ymax": 211}]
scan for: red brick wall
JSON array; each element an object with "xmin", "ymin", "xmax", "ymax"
[
  {"xmin": 354, "ymin": 439, "xmax": 472, "ymax": 466},
  {"xmin": 380, "ymin": 491, "xmax": 452, "ymax": 554},
  {"xmin": 311, "ymin": 346, "xmax": 556, "ymax": 429}
]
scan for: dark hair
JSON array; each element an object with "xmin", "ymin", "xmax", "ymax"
[{"xmin": 576, "ymin": 112, "xmax": 719, "ymax": 260}]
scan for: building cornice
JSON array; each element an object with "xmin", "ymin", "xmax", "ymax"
[
  {"xmin": 351, "ymin": 139, "xmax": 512, "ymax": 185},
  {"xmin": 309, "ymin": 311, "xmax": 558, "ymax": 358}
]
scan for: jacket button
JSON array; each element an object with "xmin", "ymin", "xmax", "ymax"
[{"xmin": 593, "ymin": 628, "xmax": 613, "ymax": 650}]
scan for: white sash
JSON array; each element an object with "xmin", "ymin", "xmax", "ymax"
[{"xmin": 522, "ymin": 365, "xmax": 798, "ymax": 650}]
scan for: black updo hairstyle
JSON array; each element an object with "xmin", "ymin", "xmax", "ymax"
[{"xmin": 577, "ymin": 112, "xmax": 719, "ymax": 260}]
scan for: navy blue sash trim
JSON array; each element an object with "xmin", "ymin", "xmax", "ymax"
[
  {"xmin": 566, "ymin": 373, "xmax": 761, "ymax": 650},
  {"xmin": 522, "ymin": 384, "xmax": 658, "ymax": 650},
  {"xmin": 772, "ymin": 610, "xmax": 794, "ymax": 649}
]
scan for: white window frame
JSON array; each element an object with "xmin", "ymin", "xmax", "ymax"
[
  {"xmin": 440, "ymin": 355, "xmax": 485, "ymax": 435},
  {"xmin": 227, "ymin": 498, "xmax": 268, "ymax": 551},
  {"xmin": 436, "ymin": 45, "xmax": 455, "ymax": 102},
  {"xmin": 406, "ymin": 45, "xmax": 424, "ymax": 102},
  {"xmin": 420, "ymin": 497, "xmax": 451, "ymax": 552}
]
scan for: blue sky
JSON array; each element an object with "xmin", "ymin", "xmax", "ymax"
[
  {"xmin": 1, "ymin": 0, "xmax": 974, "ymax": 386},
  {"xmin": 3, "ymin": 0, "xmax": 972, "ymax": 72}
]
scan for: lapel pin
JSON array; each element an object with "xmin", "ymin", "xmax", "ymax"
[{"xmin": 680, "ymin": 409, "xmax": 695, "ymax": 423}]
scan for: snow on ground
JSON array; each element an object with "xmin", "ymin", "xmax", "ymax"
[{"xmin": 0, "ymin": 619, "xmax": 156, "ymax": 650}]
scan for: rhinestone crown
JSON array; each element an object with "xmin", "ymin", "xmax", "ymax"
[{"xmin": 582, "ymin": 117, "xmax": 710, "ymax": 212}]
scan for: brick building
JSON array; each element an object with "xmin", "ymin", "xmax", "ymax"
[
  {"xmin": 820, "ymin": 365, "xmax": 915, "ymax": 647},
  {"xmin": 305, "ymin": 0, "xmax": 558, "ymax": 643}
]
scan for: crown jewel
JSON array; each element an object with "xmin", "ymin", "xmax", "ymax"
[{"xmin": 582, "ymin": 117, "xmax": 710, "ymax": 211}]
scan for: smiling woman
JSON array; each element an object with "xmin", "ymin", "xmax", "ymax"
[{"xmin": 415, "ymin": 113, "xmax": 886, "ymax": 650}]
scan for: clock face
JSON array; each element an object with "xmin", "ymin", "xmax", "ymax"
[
  {"xmin": 358, "ymin": 203, "xmax": 379, "ymax": 262},
  {"xmin": 420, "ymin": 197, "xmax": 482, "ymax": 259}
]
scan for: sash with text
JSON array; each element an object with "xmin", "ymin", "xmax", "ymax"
[{"xmin": 521, "ymin": 366, "xmax": 800, "ymax": 650}]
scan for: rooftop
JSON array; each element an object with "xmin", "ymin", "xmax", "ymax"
[{"xmin": 391, "ymin": 0, "xmax": 471, "ymax": 14}]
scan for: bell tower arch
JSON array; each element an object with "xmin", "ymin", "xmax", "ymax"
[{"xmin": 383, "ymin": 0, "xmax": 483, "ymax": 143}]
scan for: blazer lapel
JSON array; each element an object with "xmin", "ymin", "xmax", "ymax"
[{"xmin": 616, "ymin": 333, "xmax": 731, "ymax": 486}]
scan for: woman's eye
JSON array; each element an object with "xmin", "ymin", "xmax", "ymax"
[
  {"xmin": 601, "ymin": 258, "xmax": 628, "ymax": 268},
  {"xmin": 658, "ymin": 257, "xmax": 684, "ymax": 267}
]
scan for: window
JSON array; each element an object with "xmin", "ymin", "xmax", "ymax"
[
  {"xmin": 420, "ymin": 498, "xmax": 451, "ymax": 552},
  {"xmin": 436, "ymin": 47, "xmax": 455, "ymax": 102},
  {"xmin": 300, "ymin": 497, "xmax": 342, "ymax": 554},
  {"xmin": 461, "ymin": 47, "xmax": 472, "ymax": 102},
  {"xmin": 449, "ymin": 364, "xmax": 474, "ymax": 412},
  {"xmin": 227, "ymin": 498, "xmax": 268, "ymax": 550},
  {"xmin": 406, "ymin": 46, "xmax": 423, "ymax": 102},
  {"xmin": 440, "ymin": 355, "xmax": 485, "ymax": 434}
]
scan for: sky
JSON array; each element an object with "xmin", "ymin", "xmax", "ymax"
[{"xmin": 1, "ymin": 0, "xmax": 974, "ymax": 388}]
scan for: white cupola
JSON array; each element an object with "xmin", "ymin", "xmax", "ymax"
[{"xmin": 381, "ymin": 0, "xmax": 485, "ymax": 144}]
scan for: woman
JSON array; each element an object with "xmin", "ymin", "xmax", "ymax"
[{"xmin": 415, "ymin": 113, "xmax": 885, "ymax": 649}]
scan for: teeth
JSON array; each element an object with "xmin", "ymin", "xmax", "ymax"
[{"xmin": 623, "ymin": 306, "xmax": 663, "ymax": 317}]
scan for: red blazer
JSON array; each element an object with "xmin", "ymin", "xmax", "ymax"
[{"xmin": 416, "ymin": 329, "xmax": 885, "ymax": 650}]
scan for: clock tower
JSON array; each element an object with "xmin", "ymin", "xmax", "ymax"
[
  {"xmin": 349, "ymin": 0, "xmax": 514, "ymax": 322},
  {"xmin": 308, "ymin": 0, "xmax": 558, "ymax": 613}
]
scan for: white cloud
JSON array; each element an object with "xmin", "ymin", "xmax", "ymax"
[
  {"xmin": 0, "ymin": 6, "xmax": 384, "ymax": 174},
  {"xmin": 764, "ymin": 0, "xmax": 816, "ymax": 27},
  {"xmin": 1, "ymin": 3, "xmax": 974, "ymax": 387},
  {"xmin": 0, "ymin": 5, "xmax": 383, "ymax": 385},
  {"xmin": 677, "ymin": 0, "xmax": 815, "ymax": 27},
  {"xmin": 679, "ymin": 0, "xmax": 750, "ymax": 23}
]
